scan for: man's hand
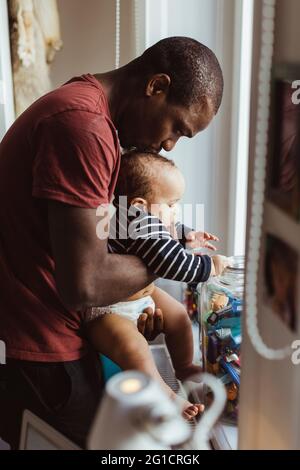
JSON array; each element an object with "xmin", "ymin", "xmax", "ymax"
[
  {"xmin": 137, "ymin": 307, "xmax": 164, "ymax": 341},
  {"xmin": 185, "ymin": 231, "xmax": 219, "ymax": 251}
]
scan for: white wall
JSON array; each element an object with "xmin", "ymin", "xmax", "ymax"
[
  {"xmin": 51, "ymin": 0, "xmax": 136, "ymax": 88},
  {"xmin": 274, "ymin": 0, "xmax": 300, "ymax": 63}
]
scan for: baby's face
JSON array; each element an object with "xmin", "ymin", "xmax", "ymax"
[{"xmin": 146, "ymin": 167, "xmax": 185, "ymax": 231}]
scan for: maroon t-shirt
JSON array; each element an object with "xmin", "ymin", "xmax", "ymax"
[{"xmin": 0, "ymin": 74, "xmax": 120, "ymax": 361}]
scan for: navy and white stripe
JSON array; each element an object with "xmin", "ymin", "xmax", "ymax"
[{"xmin": 108, "ymin": 204, "xmax": 211, "ymax": 283}]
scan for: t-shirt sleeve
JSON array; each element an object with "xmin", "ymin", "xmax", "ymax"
[{"xmin": 32, "ymin": 112, "xmax": 118, "ymax": 208}]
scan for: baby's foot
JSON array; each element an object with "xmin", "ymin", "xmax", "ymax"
[
  {"xmin": 175, "ymin": 364, "xmax": 202, "ymax": 382},
  {"xmin": 162, "ymin": 382, "xmax": 204, "ymax": 421},
  {"xmin": 177, "ymin": 395, "xmax": 204, "ymax": 420}
]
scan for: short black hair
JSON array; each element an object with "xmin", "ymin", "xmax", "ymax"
[
  {"xmin": 135, "ymin": 36, "xmax": 224, "ymax": 112},
  {"xmin": 114, "ymin": 151, "xmax": 176, "ymax": 203}
]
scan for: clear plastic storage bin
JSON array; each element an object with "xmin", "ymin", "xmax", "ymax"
[{"xmin": 198, "ymin": 256, "xmax": 244, "ymax": 424}]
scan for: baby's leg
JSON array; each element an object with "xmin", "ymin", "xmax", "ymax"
[
  {"xmin": 86, "ymin": 312, "xmax": 158, "ymax": 375},
  {"xmin": 151, "ymin": 286, "xmax": 201, "ymax": 381},
  {"xmin": 86, "ymin": 312, "xmax": 201, "ymax": 419}
]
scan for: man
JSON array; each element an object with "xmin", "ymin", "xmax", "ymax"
[{"xmin": 0, "ymin": 37, "xmax": 223, "ymax": 448}]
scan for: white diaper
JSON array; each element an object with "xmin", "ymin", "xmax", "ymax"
[{"xmin": 86, "ymin": 295, "xmax": 155, "ymax": 325}]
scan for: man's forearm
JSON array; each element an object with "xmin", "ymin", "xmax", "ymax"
[
  {"xmin": 48, "ymin": 202, "xmax": 157, "ymax": 310},
  {"xmin": 89, "ymin": 252, "xmax": 157, "ymax": 306},
  {"xmin": 56, "ymin": 251, "xmax": 156, "ymax": 310}
]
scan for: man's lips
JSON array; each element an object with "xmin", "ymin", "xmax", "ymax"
[
  {"xmin": 122, "ymin": 146, "xmax": 162, "ymax": 154},
  {"xmin": 119, "ymin": 137, "xmax": 162, "ymax": 153},
  {"xmin": 136, "ymin": 146, "xmax": 162, "ymax": 154}
]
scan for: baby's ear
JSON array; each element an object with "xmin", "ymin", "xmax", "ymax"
[{"xmin": 130, "ymin": 197, "xmax": 148, "ymax": 211}]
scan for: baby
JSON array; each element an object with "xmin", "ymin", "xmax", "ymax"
[{"xmin": 86, "ymin": 151, "xmax": 229, "ymax": 419}]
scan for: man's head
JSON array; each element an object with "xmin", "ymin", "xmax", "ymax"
[
  {"xmin": 114, "ymin": 151, "xmax": 185, "ymax": 230},
  {"xmin": 116, "ymin": 37, "xmax": 224, "ymax": 153}
]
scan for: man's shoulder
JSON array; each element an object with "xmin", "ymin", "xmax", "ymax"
[
  {"xmin": 31, "ymin": 75, "xmax": 116, "ymax": 138},
  {"xmin": 42, "ymin": 75, "xmax": 106, "ymax": 115}
]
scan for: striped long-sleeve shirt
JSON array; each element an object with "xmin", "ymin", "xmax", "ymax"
[{"xmin": 108, "ymin": 204, "xmax": 211, "ymax": 284}]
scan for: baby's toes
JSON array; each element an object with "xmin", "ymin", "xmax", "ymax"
[
  {"xmin": 183, "ymin": 405, "xmax": 199, "ymax": 420},
  {"xmin": 183, "ymin": 404, "xmax": 205, "ymax": 420},
  {"xmin": 196, "ymin": 403, "xmax": 205, "ymax": 413}
]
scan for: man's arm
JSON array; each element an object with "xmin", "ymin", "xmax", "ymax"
[{"xmin": 48, "ymin": 201, "xmax": 157, "ymax": 311}]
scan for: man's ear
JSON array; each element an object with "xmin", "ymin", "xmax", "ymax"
[
  {"xmin": 199, "ymin": 96, "xmax": 215, "ymax": 118},
  {"xmin": 146, "ymin": 74, "xmax": 171, "ymax": 97},
  {"xmin": 130, "ymin": 197, "xmax": 148, "ymax": 211}
]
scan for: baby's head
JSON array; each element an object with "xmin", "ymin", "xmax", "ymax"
[{"xmin": 114, "ymin": 151, "xmax": 185, "ymax": 229}]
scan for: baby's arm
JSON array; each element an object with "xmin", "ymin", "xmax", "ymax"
[{"xmin": 126, "ymin": 211, "xmax": 211, "ymax": 283}]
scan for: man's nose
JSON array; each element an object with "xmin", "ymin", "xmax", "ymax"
[{"xmin": 162, "ymin": 137, "xmax": 179, "ymax": 152}]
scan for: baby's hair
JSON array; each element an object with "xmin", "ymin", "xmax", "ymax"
[{"xmin": 114, "ymin": 150, "xmax": 176, "ymax": 203}]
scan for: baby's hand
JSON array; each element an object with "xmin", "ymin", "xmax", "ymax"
[
  {"xmin": 185, "ymin": 231, "xmax": 219, "ymax": 251},
  {"xmin": 210, "ymin": 255, "xmax": 231, "ymax": 277}
]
